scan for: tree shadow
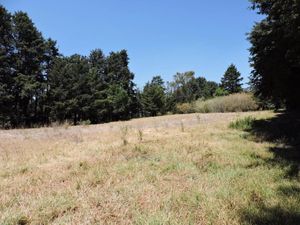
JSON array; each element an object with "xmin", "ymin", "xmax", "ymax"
[
  {"xmin": 246, "ymin": 112, "xmax": 300, "ymax": 178},
  {"xmin": 241, "ymin": 203, "xmax": 300, "ymax": 225},
  {"xmin": 239, "ymin": 112, "xmax": 300, "ymax": 225}
]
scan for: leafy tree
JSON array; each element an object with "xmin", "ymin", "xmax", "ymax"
[
  {"xmin": 194, "ymin": 77, "xmax": 218, "ymax": 99},
  {"xmin": 169, "ymin": 71, "xmax": 196, "ymax": 103},
  {"xmin": 141, "ymin": 76, "xmax": 166, "ymax": 116},
  {"xmin": 249, "ymin": 0, "xmax": 300, "ymax": 110},
  {"xmin": 220, "ymin": 64, "xmax": 243, "ymax": 94},
  {"xmin": 205, "ymin": 81, "xmax": 219, "ymax": 97}
]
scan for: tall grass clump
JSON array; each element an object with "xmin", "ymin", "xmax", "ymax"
[
  {"xmin": 194, "ymin": 93, "xmax": 258, "ymax": 113},
  {"xmin": 229, "ymin": 116, "xmax": 255, "ymax": 130},
  {"xmin": 175, "ymin": 102, "xmax": 196, "ymax": 114},
  {"xmin": 120, "ymin": 125, "xmax": 129, "ymax": 145},
  {"xmin": 138, "ymin": 129, "xmax": 143, "ymax": 142}
]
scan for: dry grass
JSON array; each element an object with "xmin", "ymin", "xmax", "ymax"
[
  {"xmin": 0, "ymin": 111, "xmax": 299, "ymax": 224},
  {"xmin": 194, "ymin": 93, "xmax": 258, "ymax": 113}
]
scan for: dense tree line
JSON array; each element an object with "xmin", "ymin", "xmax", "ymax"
[
  {"xmin": 0, "ymin": 5, "xmax": 245, "ymax": 128},
  {"xmin": 0, "ymin": 6, "xmax": 60, "ymax": 127},
  {"xmin": 249, "ymin": 0, "xmax": 300, "ymax": 110},
  {"xmin": 0, "ymin": 6, "xmax": 138, "ymax": 128}
]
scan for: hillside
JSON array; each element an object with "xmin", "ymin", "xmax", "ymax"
[{"xmin": 0, "ymin": 111, "xmax": 299, "ymax": 225}]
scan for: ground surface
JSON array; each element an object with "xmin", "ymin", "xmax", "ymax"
[{"xmin": 0, "ymin": 111, "xmax": 299, "ymax": 225}]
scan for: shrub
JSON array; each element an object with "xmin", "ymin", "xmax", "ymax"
[
  {"xmin": 79, "ymin": 120, "xmax": 91, "ymax": 126},
  {"xmin": 175, "ymin": 103, "xmax": 195, "ymax": 114},
  {"xmin": 194, "ymin": 93, "xmax": 258, "ymax": 113}
]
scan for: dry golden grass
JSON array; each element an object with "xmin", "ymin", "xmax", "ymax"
[{"xmin": 0, "ymin": 111, "xmax": 299, "ymax": 225}]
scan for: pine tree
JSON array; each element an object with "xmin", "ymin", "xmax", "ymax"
[
  {"xmin": 49, "ymin": 55, "xmax": 90, "ymax": 125},
  {"xmin": 106, "ymin": 50, "xmax": 137, "ymax": 120},
  {"xmin": 42, "ymin": 38, "xmax": 59, "ymax": 124},
  {"xmin": 141, "ymin": 76, "xmax": 166, "ymax": 117},
  {"xmin": 0, "ymin": 6, "xmax": 15, "ymax": 127},
  {"xmin": 220, "ymin": 64, "xmax": 243, "ymax": 94},
  {"xmin": 12, "ymin": 11, "xmax": 47, "ymax": 126},
  {"xmin": 87, "ymin": 49, "xmax": 107, "ymax": 123}
]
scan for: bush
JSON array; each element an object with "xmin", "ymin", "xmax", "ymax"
[
  {"xmin": 175, "ymin": 103, "xmax": 195, "ymax": 114},
  {"xmin": 79, "ymin": 120, "xmax": 91, "ymax": 126},
  {"xmin": 194, "ymin": 93, "xmax": 258, "ymax": 113}
]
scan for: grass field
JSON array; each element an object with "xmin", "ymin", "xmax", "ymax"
[{"xmin": 0, "ymin": 111, "xmax": 299, "ymax": 225}]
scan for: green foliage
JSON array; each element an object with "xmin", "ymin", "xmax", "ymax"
[
  {"xmin": 249, "ymin": 0, "xmax": 300, "ymax": 110},
  {"xmin": 0, "ymin": 6, "xmax": 14, "ymax": 128},
  {"xmin": 214, "ymin": 87, "xmax": 229, "ymax": 97},
  {"xmin": 0, "ymin": 7, "xmax": 59, "ymax": 128},
  {"xmin": 165, "ymin": 71, "xmax": 220, "ymax": 113},
  {"xmin": 229, "ymin": 116, "xmax": 255, "ymax": 130},
  {"xmin": 141, "ymin": 76, "xmax": 166, "ymax": 117},
  {"xmin": 220, "ymin": 64, "xmax": 243, "ymax": 94}
]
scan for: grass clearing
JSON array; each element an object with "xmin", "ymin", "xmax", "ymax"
[{"xmin": 0, "ymin": 111, "xmax": 299, "ymax": 224}]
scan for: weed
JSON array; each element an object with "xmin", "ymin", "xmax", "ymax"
[
  {"xmin": 120, "ymin": 125, "xmax": 129, "ymax": 145},
  {"xmin": 196, "ymin": 115, "xmax": 201, "ymax": 123},
  {"xmin": 138, "ymin": 129, "xmax": 143, "ymax": 142},
  {"xmin": 180, "ymin": 120, "xmax": 185, "ymax": 132}
]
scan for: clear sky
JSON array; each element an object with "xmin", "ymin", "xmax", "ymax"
[{"xmin": 3, "ymin": 0, "xmax": 262, "ymax": 88}]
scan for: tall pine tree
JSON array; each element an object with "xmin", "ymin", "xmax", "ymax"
[
  {"xmin": 0, "ymin": 6, "xmax": 14, "ymax": 127},
  {"xmin": 220, "ymin": 64, "xmax": 243, "ymax": 94},
  {"xmin": 13, "ymin": 11, "xmax": 49, "ymax": 126}
]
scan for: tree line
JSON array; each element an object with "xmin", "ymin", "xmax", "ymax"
[{"xmin": 0, "ymin": 5, "xmax": 244, "ymax": 128}]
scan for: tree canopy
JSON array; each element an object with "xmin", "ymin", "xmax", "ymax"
[{"xmin": 249, "ymin": 0, "xmax": 300, "ymax": 110}]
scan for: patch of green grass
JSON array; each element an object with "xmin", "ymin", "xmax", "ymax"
[{"xmin": 229, "ymin": 116, "xmax": 255, "ymax": 130}]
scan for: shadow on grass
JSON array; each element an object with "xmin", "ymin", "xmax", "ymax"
[
  {"xmin": 242, "ymin": 203, "xmax": 300, "ymax": 225},
  {"xmin": 246, "ymin": 112, "xmax": 300, "ymax": 178},
  {"xmin": 239, "ymin": 112, "xmax": 300, "ymax": 225}
]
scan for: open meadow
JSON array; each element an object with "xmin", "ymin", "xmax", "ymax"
[{"xmin": 0, "ymin": 111, "xmax": 299, "ymax": 225}]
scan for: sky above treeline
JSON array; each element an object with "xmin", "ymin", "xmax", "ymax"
[{"xmin": 3, "ymin": 0, "xmax": 263, "ymax": 88}]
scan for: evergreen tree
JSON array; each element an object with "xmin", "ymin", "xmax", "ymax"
[
  {"xmin": 106, "ymin": 50, "xmax": 137, "ymax": 119},
  {"xmin": 141, "ymin": 76, "xmax": 166, "ymax": 117},
  {"xmin": 42, "ymin": 38, "xmax": 59, "ymax": 124},
  {"xmin": 0, "ymin": 6, "xmax": 15, "ymax": 127},
  {"xmin": 220, "ymin": 64, "xmax": 243, "ymax": 94},
  {"xmin": 12, "ymin": 11, "xmax": 48, "ymax": 126},
  {"xmin": 87, "ymin": 49, "xmax": 107, "ymax": 123},
  {"xmin": 48, "ymin": 55, "xmax": 90, "ymax": 125}
]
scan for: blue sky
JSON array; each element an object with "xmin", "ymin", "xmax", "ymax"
[{"xmin": 3, "ymin": 0, "xmax": 262, "ymax": 88}]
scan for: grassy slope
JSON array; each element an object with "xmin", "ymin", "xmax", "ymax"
[{"xmin": 0, "ymin": 111, "xmax": 299, "ymax": 225}]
